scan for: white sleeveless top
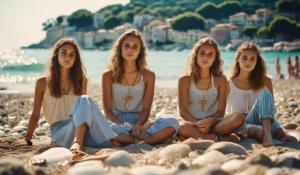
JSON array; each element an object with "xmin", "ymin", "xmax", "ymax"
[
  {"xmin": 188, "ymin": 76, "xmax": 218, "ymax": 119},
  {"xmin": 42, "ymin": 86, "xmax": 78, "ymax": 125},
  {"xmin": 112, "ymin": 76, "xmax": 145, "ymax": 114},
  {"xmin": 226, "ymin": 80, "xmax": 264, "ymax": 115}
]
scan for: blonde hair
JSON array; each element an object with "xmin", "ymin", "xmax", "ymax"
[
  {"xmin": 186, "ymin": 37, "xmax": 223, "ymax": 83},
  {"xmin": 231, "ymin": 42, "xmax": 267, "ymax": 90},
  {"xmin": 107, "ymin": 29, "xmax": 147, "ymax": 83}
]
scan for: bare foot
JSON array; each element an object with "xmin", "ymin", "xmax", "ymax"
[
  {"xmin": 70, "ymin": 154, "xmax": 109, "ymax": 165},
  {"xmin": 248, "ymin": 127, "xmax": 263, "ymax": 141},
  {"xmin": 262, "ymin": 134, "xmax": 273, "ymax": 147},
  {"xmin": 219, "ymin": 134, "xmax": 240, "ymax": 143},
  {"xmin": 274, "ymin": 128, "xmax": 297, "ymax": 142}
]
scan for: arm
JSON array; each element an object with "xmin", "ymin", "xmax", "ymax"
[
  {"xmin": 135, "ymin": 70, "xmax": 155, "ymax": 126},
  {"xmin": 81, "ymin": 78, "xmax": 88, "ymax": 95},
  {"xmin": 265, "ymin": 77, "xmax": 273, "ymax": 96},
  {"xmin": 178, "ymin": 76, "xmax": 198, "ymax": 124},
  {"xmin": 25, "ymin": 77, "xmax": 46, "ymax": 143},
  {"xmin": 102, "ymin": 71, "xmax": 122, "ymax": 124}
]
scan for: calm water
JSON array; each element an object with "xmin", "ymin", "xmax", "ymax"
[{"xmin": 0, "ymin": 48, "xmax": 299, "ymax": 91}]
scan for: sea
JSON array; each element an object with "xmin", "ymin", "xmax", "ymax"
[{"xmin": 0, "ymin": 48, "xmax": 299, "ymax": 92}]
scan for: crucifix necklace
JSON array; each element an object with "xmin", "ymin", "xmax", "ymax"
[
  {"xmin": 199, "ymin": 76, "xmax": 211, "ymax": 111},
  {"xmin": 123, "ymin": 73, "xmax": 139, "ymax": 112}
]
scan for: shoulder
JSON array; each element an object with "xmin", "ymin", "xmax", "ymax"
[
  {"xmin": 36, "ymin": 76, "xmax": 47, "ymax": 88},
  {"xmin": 141, "ymin": 69, "xmax": 155, "ymax": 81},
  {"xmin": 178, "ymin": 75, "xmax": 191, "ymax": 86},
  {"xmin": 102, "ymin": 70, "xmax": 113, "ymax": 81},
  {"xmin": 264, "ymin": 76, "xmax": 273, "ymax": 88},
  {"xmin": 214, "ymin": 74, "xmax": 227, "ymax": 85}
]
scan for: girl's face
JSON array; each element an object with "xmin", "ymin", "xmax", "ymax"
[
  {"xmin": 238, "ymin": 50, "xmax": 257, "ymax": 72},
  {"xmin": 121, "ymin": 35, "xmax": 141, "ymax": 62},
  {"xmin": 196, "ymin": 44, "xmax": 216, "ymax": 69},
  {"xmin": 58, "ymin": 44, "xmax": 76, "ymax": 69}
]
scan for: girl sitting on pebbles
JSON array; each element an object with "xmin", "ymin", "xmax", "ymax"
[
  {"xmin": 13, "ymin": 38, "xmax": 119, "ymax": 152},
  {"xmin": 216, "ymin": 42, "xmax": 296, "ymax": 147},
  {"xmin": 102, "ymin": 29, "xmax": 179, "ymax": 146},
  {"xmin": 178, "ymin": 37, "xmax": 239, "ymax": 142}
]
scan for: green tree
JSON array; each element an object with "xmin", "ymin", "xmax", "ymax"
[
  {"xmin": 195, "ymin": 2, "xmax": 219, "ymax": 19},
  {"xmin": 243, "ymin": 26, "xmax": 257, "ymax": 38},
  {"xmin": 171, "ymin": 12, "xmax": 205, "ymax": 31},
  {"xmin": 104, "ymin": 16, "xmax": 122, "ymax": 29},
  {"xmin": 257, "ymin": 26, "xmax": 272, "ymax": 38},
  {"xmin": 118, "ymin": 11, "xmax": 135, "ymax": 23},
  {"xmin": 218, "ymin": 1, "xmax": 242, "ymax": 19},
  {"xmin": 276, "ymin": 0, "xmax": 300, "ymax": 13},
  {"xmin": 67, "ymin": 9, "xmax": 93, "ymax": 29},
  {"xmin": 56, "ymin": 16, "xmax": 64, "ymax": 25},
  {"xmin": 269, "ymin": 16, "xmax": 298, "ymax": 36}
]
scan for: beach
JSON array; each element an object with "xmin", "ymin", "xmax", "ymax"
[{"xmin": 0, "ymin": 79, "xmax": 300, "ymax": 175}]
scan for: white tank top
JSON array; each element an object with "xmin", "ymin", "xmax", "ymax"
[
  {"xmin": 188, "ymin": 76, "xmax": 218, "ymax": 119},
  {"xmin": 42, "ymin": 86, "xmax": 78, "ymax": 125},
  {"xmin": 226, "ymin": 80, "xmax": 264, "ymax": 115},
  {"xmin": 112, "ymin": 76, "xmax": 145, "ymax": 114}
]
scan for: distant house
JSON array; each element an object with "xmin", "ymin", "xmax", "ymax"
[
  {"xmin": 83, "ymin": 32, "xmax": 95, "ymax": 49},
  {"xmin": 113, "ymin": 23, "xmax": 133, "ymax": 39},
  {"xmin": 152, "ymin": 25, "xmax": 169, "ymax": 43},
  {"xmin": 255, "ymin": 8, "xmax": 274, "ymax": 27},
  {"xmin": 45, "ymin": 26, "xmax": 76, "ymax": 47},
  {"xmin": 133, "ymin": 15, "xmax": 154, "ymax": 30},
  {"xmin": 229, "ymin": 12, "xmax": 248, "ymax": 26},
  {"xmin": 204, "ymin": 19, "xmax": 217, "ymax": 31},
  {"xmin": 94, "ymin": 12, "xmax": 105, "ymax": 29},
  {"xmin": 211, "ymin": 24, "xmax": 231, "ymax": 45},
  {"xmin": 144, "ymin": 20, "xmax": 165, "ymax": 42}
]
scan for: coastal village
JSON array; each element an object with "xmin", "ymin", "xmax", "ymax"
[{"xmin": 31, "ymin": 1, "xmax": 300, "ymax": 51}]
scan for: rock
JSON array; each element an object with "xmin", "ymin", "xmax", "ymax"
[
  {"xmin": 288, "ymin": 101, "xmax": 298, "ymax": 108},
  {"xmin": 264, "ymin": 168, "xmax": 283, "ymax": 175},
  {"xmin": 122, "ymin": 143, "xmax": 154, "ymax": 153},
  {"xmin": 42, "ymin": 123, "xmax": 50, "ymax": 130},
  {"xmin": 31, "ymin": 147, "xmax": 72, "ymax": 165},
  {"xmin": 158, "ymin": 143, "xmax": 191, "ymax": 161},
  {"xmin": 11, "ymin": 125, "xmax": 27, "ymax": 132},
  {"xmin": 183, "ymin": 138, "xmax": 214, "ymax": 150},
  {"xmin": 244, "ymin": 153, "xmax": 273, "ymax": 167},
  {"xmin": 178, "ymin": 165, "xmax": 230, "ymax": 175},
  {"xmin": 18, "ymin": 120, "xmax": 28, "ymax": 126},
  {"xmin": 0, "ymin": 130, "xmax": 5, "ymax": 135},
  {"xmin": 130, "ymin": 165, "xmax": 176, "ymax": 175},
  {"xmin": 192, "ymin": 150, "xmax": 227, "ymax": 166},
  {"xmin": 221, "ymin": 159, "xmax": 245, "ymax": 172},
  {"xmin": 272, "ymin": 151, "xmax": 300, "ymax": 168},
  {"xmin": 68, "ymin": 160, "xmax": 105, "ymax": 175},
  {"xmin": 0, "ymin": 157, "xmax": 23, "ymax": 166},
  {"xmin": 236, "ymin": 165, "xmax": 267, "ymax": 175},
  {"xmin": 206, "ymin": 142, "xmax": 247, "ymax": 155},
  {"xmin": 288, "ymin": 131, "xmax": 300, "ymax": 141},
  {"xmin": 105, "ymin": 150, "xmax": 135, "ymax": 167},
  {"xmin": 283, "ymin": 123, "xmax": 298, "ymax": 130}
]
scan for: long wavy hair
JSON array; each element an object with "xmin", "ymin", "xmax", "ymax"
[
  {"xmin": 107, "ymin": 29, "xmax": 147, "ymax": 83},
  {"xmin": 186, "ymin": 37, "xmax": 223, "ymax": 83},
  {"xmin": 47, "ymin": 38, "xmax": 87, "ymax": 97},
  {"xmin": 231, "ymin": 42, "xmax": 267, "ymax": 90}
]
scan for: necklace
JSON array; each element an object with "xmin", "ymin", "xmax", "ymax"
[
  {"xmin": 123, "ymin": 73, "xmax": 139, "ymax": 112},
  {"xmin": 199, "ymin": 76, "xmax": 211, "ymax": 111}
]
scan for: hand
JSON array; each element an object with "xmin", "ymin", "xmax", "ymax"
[
  {"xmin": 130, "ymin": 125, "xmax": 143, "ymax": 138},
  {"xmin": 196, "ymin": 118, "xmax": 214, "ymax": 133}
]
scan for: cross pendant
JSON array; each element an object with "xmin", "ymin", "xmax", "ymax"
[
  {"xmin": 199, "ymin": 98, "xmax": 207, "ymax": 111},
  {"xmin": 124, "ymin": 95, "xmax": 133, "ymax": 112}
]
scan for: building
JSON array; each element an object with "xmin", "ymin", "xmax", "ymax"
[
  {"xmin": 255, "ymin": 8, "xmax": 274, "ymax": 27},
  {"xmin": 152, "ymin": 25, "xmax": 169, "ymax": 43},
  {"xmin": 133, "ymin": 14, "xmax": 154, "ymax": 30},
  {"xmin": 94, "ymin": 12, "xmax": 105, "ymax": 29},
  {"xmin": 229, "ymin": 12, "xmax": 248, "ymax": 26},
  {"xmin": 211, "ymin": 24, "xmax": 231, "ymax": 45}
]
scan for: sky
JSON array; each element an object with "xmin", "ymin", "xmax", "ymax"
[{"xmin": 0, "ymin": 0, "xmax": 129, "ymax": 49}]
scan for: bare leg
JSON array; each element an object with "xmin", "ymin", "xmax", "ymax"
[
  {"xmin": 219, "ymin": 134, "xmax": 240, "ymax": 143},
  {"xmin": 178, "ymin": 122, "xmax": 217, "ymax": 141},
  {"xmin": 143, "ymin": 127, "xmax": 175, "ymax": 145},
  {"xmin": 71, "ymin": 123, "xmax": 87, "ymax": 151},
  {"xmin": 248, "ymin": 127, "xmax": 263, "ymax": 141},
  {"xmin": 273, "ymin": 127, "xmax": 297, "ymax": 142},
  {"xmin": 112, "ymin": 134, "xmax": 135, "ymax": 146},
  {"xmin": 213, "ymin": 113, "xmax": 246, "ymax": 135},
  {"xmin": 262, "ymin": 119, "xmax": 273, "ymax": 147}
]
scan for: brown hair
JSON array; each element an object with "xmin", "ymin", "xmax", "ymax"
[
  {"xmin": 107, "ymin": 29, "xmax": 147, "ymax": 83},
  {"xmin": 231, "ymin": 42, "xmax": 267, "ymax": 90},
  {"xmin": 186, "ymin": 37, "xmax": 223, "ymax": 83},
  {"xmin": 47, "ymin": 38, "xmax": 87, "ymax": 97}
]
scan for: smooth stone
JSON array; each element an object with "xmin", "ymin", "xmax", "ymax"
[
  {"xmin": 12, "ymin": 125, "xmax": 27, "ymax": 132},
  {"xmin": 0, "ymin": 130, "xmax": 5, "ymax": 135},
  {"xmin": 288, "ymin": 101, "xmax": 298, "ymax": 108},
  {"xmin": 221, "ymin": 159, "xmax": 245, "ymax": 172},
  {"xmin": 244, "ymin": 153, "xmax": 273, "ymax": 167},
  {"xmin": 122, "ymin": 143, "xmax": 154, "ymax": 153},
  {"xmin": 236, "ymin": 165, "xmax": 267, "ymax": 175},
  {"xmin": 31, "ymin": 147, "xmax": 72, "ymax": 165},
  {"xmin": 18, "ymin": 120, "xmax": 28, "ymax": 126},
  {"xmin": 42, "ymin": 123, "xmax": 50, "ymax": 130},
  {"xmin": 68, "ymin": 160, "xmax": 105, "ymax": 175},
  {"xmin": 265, "ymin": 168, "xmax": 283, "ymax": 175},
  {"xmin": 293, "ymin": 170, "xmax": 300, "ymax": 175},
  {"xmin": 183, "ymin": 138, "xmax": 214, "ymax": 150},
  {"xmin": 105, "ymin": 150, "xmax": 135, "ymax": 167},
  {"xmin": 192, "ymin": 150, "xmax": 227, "ymax": 166},
  {"xmin": 272, "ymin": 151, "xmax": 300, "ymax": 168},
  {"xmin": 11, "ymin": 132, "xmax": 22, "ymax": 138},
  {"xmin": 158, "ymin": 143, "xmax": 191, "ymax": 161},
  {"xmin": 178, "ymin": 165, "xmax": 230, "ymax": 175},
  {"xmin": 130, "ymin": 165, "xmax": 176, "ymax": 175},
  {"xmin": 283, "ymin": 123, "xmax": 298, "ymax": 130},
  {"xmin": 0, "ymin": 157, "xmax": 23, "ymax": 166},
  {"xmin": 288, "ymin": 131, "xmax": 300, "ymax": 141},
  {"xmin": 206, "ymin": 142, "xmax": 247, "ymax": 155}
]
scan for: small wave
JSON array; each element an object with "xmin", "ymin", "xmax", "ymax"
[{"xmin": 1, "ymin": 63, "xmax": 44, "ymax": 72}]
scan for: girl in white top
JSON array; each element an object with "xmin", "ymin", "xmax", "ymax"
[
  {"xmin": 178, "ymin": 37, "xmax": 238, "ymax": 141},
  {"xmin": 214, "ymin": 42, "xmax": 296, "ymax": 146}
]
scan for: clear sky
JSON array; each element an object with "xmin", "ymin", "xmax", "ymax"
[{"xmin": 0, "ymin": 0, "xmax": 129, "ymax": 48}]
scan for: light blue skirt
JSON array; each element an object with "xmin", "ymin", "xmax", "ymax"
[
  {"xmin": 50, "ymin": 95, "xmax": 118, "ymax": 149},
  {"xmin": 110, "ymin": 112, "xmax": 180, "ymax": 136}
]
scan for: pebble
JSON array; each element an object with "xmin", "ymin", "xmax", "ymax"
[
  {"xmin": 158, "ymin": 143, "xmax": 191, "ymax": 161},
  {"xmin": 105, "ymin": 150, "xmax": 135, "ymax": 167},
  {"xmin": 130, "ymin": 165, "xmax": 176, "ymax": 175},
  {"xmin": 183, "ymin": 138, "xmax": 214, "ymax": 150},
  {"xmin": 206, "ymin": 142, "xmax": 247, "ymax": 155},
  {"xmin": 221, "ymin": 159, "xmax": 245, "ymax": 172},
  {"xmin": 31, "ymin": 147, "xmax": 73, "ymax": 165},
  {"xmin": 68, "ymin": 160, "xmax": 105, "ymax": 175},
  {"xmin": 192, "ymin": 150, "xmax": 227, "ymax": 166}
]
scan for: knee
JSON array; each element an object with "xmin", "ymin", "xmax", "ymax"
[
  {"xmin": 178, "ymin": 124, "xmax": 191, "ymax": 137},
  {"xmin": 164, "ymin": 118, "xmax": 180, "ymax": 131},
  {"xmin": 232, "ymin": 113, "xmax": 246, "ymax": 127}
]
